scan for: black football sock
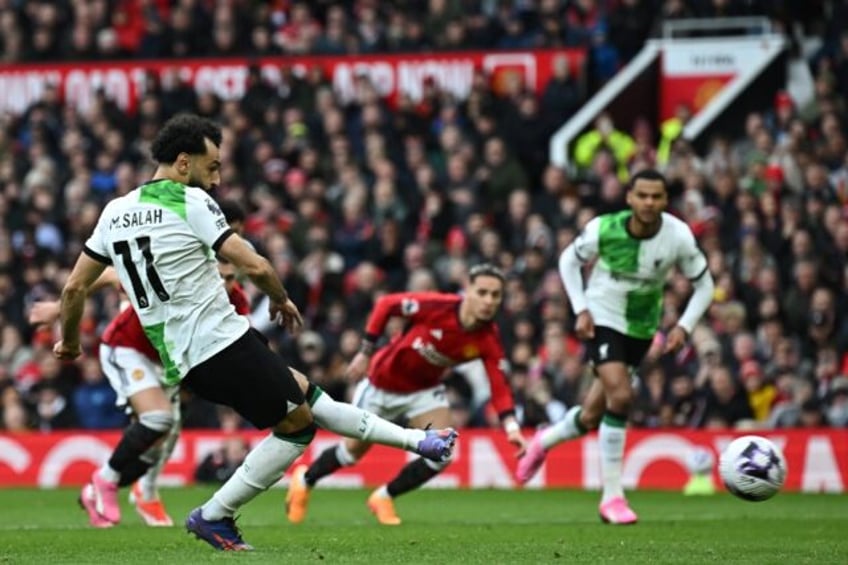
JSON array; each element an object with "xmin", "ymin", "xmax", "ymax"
[
  {"xmin": 108, "ymin": 421, "xmax": 166, "ymax": 483},
  {"xmin": 117, "ymin": 456, "xmax": 155, "ymax": 487},
  {"xmin": 304, "ymin": 446, "xmax": 344, "ymax": 487},
  {"xmin": 386, "ymin": 458, "xmax": 441, "ymax": 498}
]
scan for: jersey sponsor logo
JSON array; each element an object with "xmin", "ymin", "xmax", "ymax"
[
  {"xmin": 358, "ymin": 411, "xmax": 371, "ymax": 434},
  {"xmin": 599, "ymin": 343, "xmax": 609, "ymax": 360},
  {"xmin": 412, "ymin": 337, "xmax": 456, "ymax": 367},
  {"xmin": 401, "ymin": 298, "xmax": 420, "ymax": 316},
  {"xmin": 110, "ymin": 209, "xmax": 164, "ymax": 230},
  {"xmin": 610, "ymin": 271, "xmax": 660, "ymax": 284},
  {"xmin": 462, "ymin": 344, "xmax": 480, "ymax": 359},
  {"xmin": 430, "ymin": 329, "xmax": 443, "ymax": 340},
  {"xmin": 206, "ymin": 198, "xmax": 223, "ymax": 216}
]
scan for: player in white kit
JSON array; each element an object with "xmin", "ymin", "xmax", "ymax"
[
  {"xmin": 54, "ymin": 114, "xmax": 456, "ymax": 550},
  {"xmin": 516, "ymin": 169, "xmax": 714, "ymax": 524}
]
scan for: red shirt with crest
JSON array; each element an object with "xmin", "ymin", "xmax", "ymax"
[
  {"xmin": 101, "ymin": 284, "xmax": 251, "ymax": 361},
  {"xmin": 364, "ymin": 292, "xmax": 515, "ymax": 418}
]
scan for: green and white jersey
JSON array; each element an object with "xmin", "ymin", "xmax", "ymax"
[
  {"xmin": 569, "ymin": 210, "xmax": 707, "ymax": 340},
  {"xmin": 84, "ymin": 179, "xmax": 249, "ymax": 385}
]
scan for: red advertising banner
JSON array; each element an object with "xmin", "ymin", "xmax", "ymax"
[
  {"xmin": 0, "ymin": 49, "xmax": 585, "ymax": 116},
  {"xmin": 0, "ymin": 429, "xmax": 845, "ymax": 492},
  {"xmin": 659, "ymin": 39, "xmax": 778, "ymax": 121}
]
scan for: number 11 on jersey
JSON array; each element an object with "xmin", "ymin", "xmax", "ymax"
[{"xmin": 113, "ymin": 237, "xmax": 170, "ymax": 308}]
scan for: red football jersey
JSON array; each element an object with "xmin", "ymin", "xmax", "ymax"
[
  {"xmin": 101, "ymin": 306, "xmax": 160, "ymax": 360},
  {"xmin": 101, "ymin": 284, "xmax": 251, "ymax": 361},
  {"xmin": 365, "ymin": 292, "xmax": 515, "ymax": 418}
]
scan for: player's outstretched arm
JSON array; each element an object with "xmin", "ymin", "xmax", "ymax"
[
  {"xmin": 667, "ymin": 225, "xmax": 715, "ymax": 353},
  {"xmin": 217, "ymin": 233, "xmax": 303, "ymax": 333},
  {"xmin": 558, "ymin": 244, "xmax": 589, "ymax": 315},
  {"xmin": 30, "ymin": 267, "xmax": 121, "ymax": 326},
  {"xmin": 480, "ymin": 347, "xmax": 528, "ymax": 456},
  {"xmin": 665, "ymin": 271, "xmax": 715, "ymax": 353},
  {"xmin": 55, "ymin": 253, "xmax": 108, "ymax": 359},
  {"xmin": 503, "ymin": 416, "xmax": 527, "ymax": 457},
  {"xmin": 558, "ymin": 218, "xmax": 599, "ymax": 328}
]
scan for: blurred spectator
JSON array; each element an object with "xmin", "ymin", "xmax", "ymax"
[
  {"xmin": 826, "ymin": 377, "xmax": 848, "ymax": 427},
  {"xmin": 631, "ymin": 365, "xmax": 668, "ymax": 428},
  {"xmin": 573, "ymin": 113, "xmax": 635, "ymax": 180},
  {"xmin": 739, "ymin": 360, "xmax": 777, "ymax": 423},
  {"xmin": 664, "ymin": 374, "xmax": 700, "ymax": 427},
  {"xmin": 700, "ymin": 366, "xmax": 754, "ymax": 429},
  {"xmin": 1, "ymin": 382, "xmax": 32, "ymax": 431},
  {"xmin": 195, "ymin": 436, "xmax": 250, "ymax": 484},
  {"xmin": 541, "ymin": 55, "xmax": 582, "ymax": 130},
  {"xmin": 72, "ymin": 357, "xmax": 126, "ymax": 430},
  {"xmin": 33, "ymin": 382, "xmax": 77, "ymax": 431},
  {"xmin": 0, "ymin": 2, "xmax": 839, "ymax": 434},
  {"xmin": 610, "ymin": 0, "xmax": 653, "ymax": 63}
]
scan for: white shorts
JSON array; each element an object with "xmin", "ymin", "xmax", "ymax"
[
  {"xmin": 351, "ymin": 379, "xmax": 449, "ymax": 421},
  {"xmin": 99, "ymin": 344, "xmax": 165, "ymax": 408}
]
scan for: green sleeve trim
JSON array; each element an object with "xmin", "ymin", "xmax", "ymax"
[{"xmin": 307, "ymin": 384, "xmax": 324, "ymax": 407}]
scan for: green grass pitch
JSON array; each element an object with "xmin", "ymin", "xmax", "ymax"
[{"xmin": 0, "ymin": 487, "xmax": 845, "ymax": 564}]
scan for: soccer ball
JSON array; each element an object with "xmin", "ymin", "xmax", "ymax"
[{"xmin": 719, "ymin": 435, "xmax": 787, "ymax": 501}]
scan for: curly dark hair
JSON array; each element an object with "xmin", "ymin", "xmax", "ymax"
[{"xmin": 150, "ymin": 114, "xmax": 222, "ymax": 164}]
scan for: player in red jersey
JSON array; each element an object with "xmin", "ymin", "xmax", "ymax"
[
  {"xmin": 29, "ymin": 257, "xmax": 251, "ymax": 527},
  {"xmin": 286, "ymin": 263, "xmax": 527, "ymax": 525}
]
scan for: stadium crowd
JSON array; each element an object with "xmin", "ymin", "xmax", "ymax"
[{"xmin": 1, "ymin": 0, "xmax": 847, "ymax": 435}]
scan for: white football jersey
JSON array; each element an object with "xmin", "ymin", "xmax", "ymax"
[
  {"xmin": 85, "ymin": 179, "xmax": 249, "ymax": 384},
  {"xmin": 569, "ymin": 210, "xmax": 707, "ymax": 339}
]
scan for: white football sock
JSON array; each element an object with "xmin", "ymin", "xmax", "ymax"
[
  {"xmin": 97, "ymin": 464, "xmax": 120, "ymax": 484},
  {"xmin": 540, "ymin": 406, "xmax": 587, "ymax": 450},
  {"xmin": 599, "ymin": 413, "xmax": 627, "ymax": 503},
  {"xmin": 310, "ymin": 388, "xmax": 426, "ymax": 451},
  {"xmin": 202, "ymin": 432, "xmax": 311, "ymax": 520}
]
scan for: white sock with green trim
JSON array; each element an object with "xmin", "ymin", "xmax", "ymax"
[
  {"xmin": 202, "ymin": 429, "xmax": 314, "ymax": 520},
  {"xmin": 540, "ymin": 406, "xmax": 588, "ymax": 450},
  {"xmin": 599, "ymin": 412, "xmax": 627, "ymax": 503},
  {"xmin": 309, "ymin": 386, "xmax": 425, "ymax": 451}
]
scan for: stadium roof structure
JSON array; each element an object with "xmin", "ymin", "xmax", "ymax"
[{"xmin": 550, "ymin": 17, "xmax": 792, "ymax": 170}]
